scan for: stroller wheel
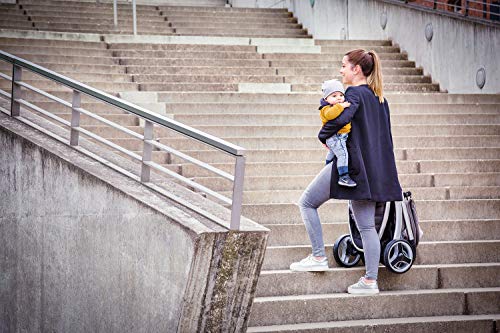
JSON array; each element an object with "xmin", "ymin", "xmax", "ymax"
[
  {"xmin": 383, "ymin": 239, "xmax": 415, "ymax": 274},
  {"xmin": 333, "ymin": 234, "xmax": 362, "ymax": 267}
]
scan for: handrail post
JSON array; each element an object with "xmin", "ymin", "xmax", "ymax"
[
  {"xmin": 70, "ymin": 90, "xmax": 81, "ymax": 146},
  {"xmin": 132, "ymin": 0, "xmax": 137, "ymax": 35},
  {"xmin": 464, "ymin": 0, "xmax": 469, "ymax": 16},
  {"xmin": 113, "ymin": 0, "xmax": 118, "ymax": 27},
  {"xmin": 11, "ymin": 64, "xmax": 22, "ymax": 117},
  {"xmin": 230, "ymin": 155, "xmax": 245, "ymax": 230},
  {"xmin": 141, "ymin": 120, "xmax": 154, "ymax": 182}
]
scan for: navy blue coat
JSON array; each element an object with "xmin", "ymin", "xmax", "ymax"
[{"xmin": 318, "ymin": 84, "xmax": 402, "ymax": 202}]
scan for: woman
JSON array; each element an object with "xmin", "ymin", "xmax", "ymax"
[{"xmin": 289, "ymin": 49, "xmax": 403, "ymax": 295}]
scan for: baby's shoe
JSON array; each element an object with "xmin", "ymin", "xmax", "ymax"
[{"xmin": 338, "ymin": 175, "xmax": 357, "ymax": 187}]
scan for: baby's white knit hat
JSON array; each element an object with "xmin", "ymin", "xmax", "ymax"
[{"xmin": 321, "ymin": 79, "xmax": 345, "ymax": 99}]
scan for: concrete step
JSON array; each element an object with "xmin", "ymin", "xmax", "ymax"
[
  {"xmin": 24, "ymin": 9, "xmax": 160, "ymax": 20},
  {"xmin": 0, "ymin": 37, "xmax": 107, "ymax": 49},
  {"xmin": 9, "ymin": 53, "xmax": 119, "ymax": 65},
  {"xmin": 39, "ymin": 102, "xmax": 128, "ymax": 115},
  {"xmin": 32, "ymin": 27, "xmax": 174, "ymax": 35},
  {"xmin": 172, "ymin": 113, "xmax": 500, "ymax": 126},
  {"xmin": 263, "ymin": 53, "xmax": 407, "ymax": 61},
  {"xmin": 33, "ymin": 22, "xmax": 173, "ymax": 32},
  {"xmin": 292, "ymin": 83, "xmax": 440, "ymax": 93},
  {"xmin": 315, "ymin": 40, "xmax": 392, "ymax": 46},
  {"xmin": 39, "ymin": 113, "xmax": 140, "ymax": 127},
  {"xmin": 320, "ymin": 45, "xmax": 401, "ymax": 54},
  {"xmin": 21, "ymin": 4, "xmax": 160, "ymax": 14},
  {"xmin": 276, "ymin": 67, "xmax": 424, "ymax": 76},
  {"xmin": 178, "ymin": 160, "xmax": 497, "ymax": 180},
  {"xmin": 155, "ymin": 135, "xmax": 500, "ymax": 151},
  {"xmin": 164, "ymin": 102, "xmax": 500, "ymax": 114},
  {"xmin": 29, "ymin": 15, "xmax": 167, "ymax": 24},
  {"xmin": 262, "ymin": 240, "xmax": 500, "ymax": 270},
  {"xmin": 249, "ymin": 288, "xmax": 500, "ymax": 326},
  {"xmin": 163, "ymin": 15, "xmax": 298, "ymax": 24},
  {"xmin": 0, "ymin": 21, "xmax": 34, "ymax": 30},
  {"xmin": 1, "ymin": 79, "xmax": 137, "ymax": 94},
  {"xmin": 264, "ymin": 220, "xmax": 500, "ymax": 246},
  {"xmin": 170, "ymin": 21, "xmax": 303, "ymax": 30},
  {"xmin": 180, "ymin": 146, "xmax": 500, "ymax": 163},
  {"xmin": 8, "ymin": 62, "xmax": 127, "ymax": 74},
  {"xmin": 242, "ymin": 200, "xmax": 500, "ymax": 224},
  {"xmin": 167, "ymin": 124, "xmax": 499, "ymax": 138},
  {"xmin": 108, "ymin": 43, "xmax": 257, "ymax": 52},
  {"xmin": 192, "ymin": 172, "xmax": 500, "ymax": 192},
  {"xmin": 112, "ymin": 50, "xmax": 263, "ymax": 59},
  {"xmin": 227, "ymin": 186, "xmax": 500, "ymax": 204},
  {"xmin": 389, "ymin": 103, "xmax": 500, "ymax": 114},
  {"xmin": 157, "ymin": 92, "xmax": 500, "ymax": 104},
  {"xmin": 247, "ymin": 314, "xmax": 500, "ymax": 333},
  {"xmin": 256, "ymin": 264, "xmax": 500, "ymax": 297},
  {"xmin": 119, "ymin": 57, "xmax": 270, "ymax": 67},
  {"xmin": 419, "ymin": 160, "xmax": 500, "ymax": 173},
  {"xmin": 160, "ymin": 8, "xmax": 293, "ymax": 18},
  {"xmin": 172, "ymin": 28, "xmax": 309, "ymax": 38},
  {"xmin": 21, "ymin": 71, "xmax": 132, "ymax": 83},
  {"xmin": 124, "ymin": 66, "xmax": 276, "ymax": 76},
  {"xmin": 384, "ymin": 93, "xmax": 500, "ymax": 104},
  {"xmin": 133, "ymin": 75, "xmax": 282, "ymax": 84},
  {"xmin": 20, "ymin": 90, "xmax": 121, "ymax": 103},
  {"xmin": 285, "ymin": 75, "xmax": 432, "ymax": 84},
  {"xmin": 139, "ymin": 82, "xmax": 239, "ymax": 92},
  {"xmin": 147, "ymin": 0, "xmax": 226, "ymax": 6},
  {"xmin": 434, "ymin": 172, "xmax": 500, "ymax": 186},
  {"xmin": 269, "ymin": 59, "xmax": 415, "ymax": 68},
  {"xmin": 158, "ymin": 6, "xmax": 290, "ymax": 14},
  {"xmin": 0, "ymin": 45, "xmax": 113, "ymax": 57}
]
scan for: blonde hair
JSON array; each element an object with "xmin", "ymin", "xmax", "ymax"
[{"xmin": 345, "ymin": 49, "xmax": 384, "ymax": 103}]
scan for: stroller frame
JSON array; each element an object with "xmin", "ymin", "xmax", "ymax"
[{"xmin": 333, "ymin": 192, "xmax": 420, "ymax": 274}]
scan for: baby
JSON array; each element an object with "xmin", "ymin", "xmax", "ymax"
[{"xmin": 319, "ymin": 79, "xmax": 357, "ymax": 187}]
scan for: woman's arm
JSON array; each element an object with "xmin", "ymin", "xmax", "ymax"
[{"xmin": 318, "ymin": 88, "xmax": 360, "ymax": 143}]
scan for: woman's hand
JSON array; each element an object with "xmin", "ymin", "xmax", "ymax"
[
  {"xmin": 323, "ymin": 144, "xmax": 329, "ymax": 150},
  {"xmin": 340, "ymin": 101, "xmax": 351, "ymax": 108}
]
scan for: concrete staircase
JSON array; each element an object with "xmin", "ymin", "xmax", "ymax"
[
  {"xmin": 1, "ymin": 0, "xmax": 309, "ymax": 37},
  {"xmin": 0, "ymin": 1, "xmax": 499, "ymax": 331}
]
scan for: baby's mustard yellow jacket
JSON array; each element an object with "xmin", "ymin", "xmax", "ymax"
[{"xmin": 319, "ymin": 103, "xmax": 351, "ymax": 134}]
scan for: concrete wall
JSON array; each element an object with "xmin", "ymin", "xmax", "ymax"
[
  {"xmin": 232, "ymin": 0, "xmax": 500, "ymax": 94},
  {"xmin": 0, "ymin": 113, "xmax": 267, "ymax": 332}
]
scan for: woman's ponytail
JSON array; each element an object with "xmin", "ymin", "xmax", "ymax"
[
  {"xmin": 345, "ymin": 49, "xmax": 384, "ymax": 103},
  {"xmin": 367, "ymin": 51, "xmax": 384, "ymax": 103}
]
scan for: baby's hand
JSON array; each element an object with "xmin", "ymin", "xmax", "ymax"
[{"xmin": 340, "ymin": 101, "xmax": 351, "ymax": 108}]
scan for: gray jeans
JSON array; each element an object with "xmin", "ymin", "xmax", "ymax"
[
  {"xmin": 325, "ymin": 133, "xmax": 349, "ymax": 176},
  {"xmin": 298, "ymin": 162, "xmax": 381, "ymax": 280}
]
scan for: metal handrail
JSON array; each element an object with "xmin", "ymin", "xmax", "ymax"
[
  {"xmin": 0, "ymin": 50, "xmax": 246, "ymax": 230},
  {"xmin": 400, "ymin": 0, "xmax": 500, "ymax": 24}
]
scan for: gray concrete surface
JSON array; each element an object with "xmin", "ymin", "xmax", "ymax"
[{"xmin": 0, "ymin": 112, "xmax": 268, "ymax": 332}]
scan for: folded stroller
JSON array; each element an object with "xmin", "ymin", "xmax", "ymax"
[{"xmin": 333, "ymin": 191, "xmax": 421, "ymax": 274}]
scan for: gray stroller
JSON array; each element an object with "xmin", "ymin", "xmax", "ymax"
[{"xmin": 333, "ymin": 191, "xmax": 421, "ymax": 274}]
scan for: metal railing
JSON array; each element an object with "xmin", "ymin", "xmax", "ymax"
[
  {"xmin": 0, "ymin": 50, "xmax": 246, "ymax": 230},
  {"xmin": 401, "ymin": 0, "xmax": 500, "ymax": 24},
  {"xmin": 93, "ymin": 0, "xmax": 138, "ymax": 34}
]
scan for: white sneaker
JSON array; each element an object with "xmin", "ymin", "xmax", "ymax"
[
  {"xmin": 290, "ymin": 255, "xmax": 329, "ymax": 272},
  {"xmin": 347, "ymin": 277, "xmax": 379, "ymax": 295}
]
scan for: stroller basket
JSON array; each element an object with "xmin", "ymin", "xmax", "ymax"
[{"xmin": 333, "ymin": 191, "xmax": 421, "ymax": 274}]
